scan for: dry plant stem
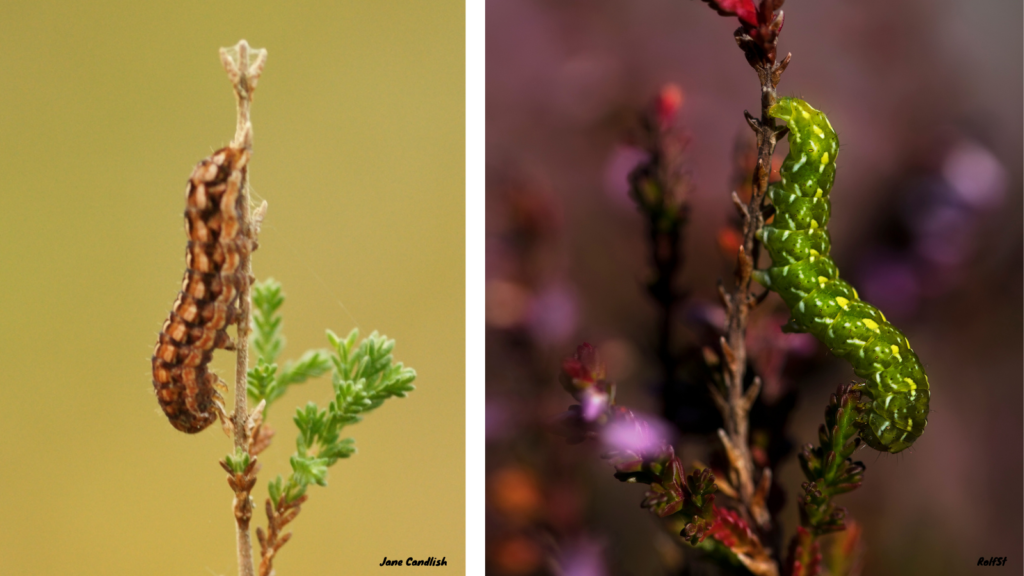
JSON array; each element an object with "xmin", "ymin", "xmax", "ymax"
[
  {"xmin": 714, "ymin": 52, "xmax": 791, "ymax": 535},
  {"xmin": 257, "ymin": 496, "xmax": 308, "ymax": 576},
  {"xmin": 220, "ymin": 38, "xmax": 268, "ymax": 576},
  {"xmin": 221, "ymin": 39, "xmax": 267, "ymax": 448}
]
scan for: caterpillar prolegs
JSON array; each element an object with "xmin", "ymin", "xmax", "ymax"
[
  {"xmin": 752, "ymin": 97, "xmax": 930, "ymax": 453},
  {"xmin": 151, "ymin": 146, "xmax": 254, "ymax": 433}
]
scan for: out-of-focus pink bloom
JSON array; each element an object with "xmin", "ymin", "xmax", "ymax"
[
  {"xmin": 684, "ymin": 300, "xmax": 728, "ymax": 332},
  {"xmin": 602, "ymin": 413, "xmax": 672, "ymax": 454},
  {"xmin": 858, "ymin": 254, "xmax": 921, "ymax": 320},
  {"xmin": 914, "ymin": 204, "xmax": 974, "ymax": 267},
  {"xmin": 558, "ymin": 344, "xmax": 616, "ymax": 422},
  {"xmin": 747, "ymin": 313, "xmax": 817, "ymax": 400},
  {"xmin": 559, "ymin": 537, "xmax": 608, "ymax": 576},
  {"xmin": 942, "ymin": 140, "xmax": 1007, "ymax": 209},
  {"xmin": 604, "ymin": 145, "xmax": 649, "ymax": 208},
  {"xmin": 866, "ymin": 137, "xmax": 1011, "ymax": 305},
  {"xmin": 527, "ymin": 284, "xmax": 578, "ymax": 345},
  {"xmin": 748, "ymin": 313, "xmax": 816, "ymax": 357},
  {"xmin": 486, "ymin": 398, "xmax": 516, "ymax": 441},
  {"xmin": 858, "ymin": 137, "xmax": 1009, "ymax": 310},
  {"xmin": 580, "ymin": 387, "xmax": 610, "ymax": 422},
  {"xmin": 487, "ymin": 280, "xmax": 532, "ymax": 329}
]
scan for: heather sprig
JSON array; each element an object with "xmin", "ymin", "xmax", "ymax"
[
  {"xmin": 242, "ymin": 279, "xmax": 417, "ymax": 574},
  {"xmin": 247, "ymin": 278, "xmax": 332, "ymax": 409},
  {"xmin": 784, "ymin": 526, "xmax": 822, "ymax": 576},
  {"xmin": 796, "ymin": 384, "xmax": 866, "ymax": 535},
  {"xmin": 627, "ymin": 85, "xmax": 691, "ymax": 397},
  {"xmin": 702, "ymin": 0, "xmax": 786, "ymax": 65},
  {"xmin": 553, "ymin": 344, "xmax": 777, "ymax": 574},
  {"xmin": 246, "ymin": 286, "xmax": 416, "ymax": 500}
]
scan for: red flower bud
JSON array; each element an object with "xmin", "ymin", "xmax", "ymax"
[{"xmin": 655, "ymin": 84, "xmax": 685, "ymax": 128}]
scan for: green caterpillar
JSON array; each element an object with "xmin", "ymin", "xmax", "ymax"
[{"xmin": 752, "ymin": 97, "xmax": 929, "ymax": 453}]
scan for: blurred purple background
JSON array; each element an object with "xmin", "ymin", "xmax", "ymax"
[{"xmin": 486, "ymin": 1, "xmax": 1022, "ymax": 575}]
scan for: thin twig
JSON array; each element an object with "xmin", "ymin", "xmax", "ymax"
[
  {"xmin": 715, "ymin": 33, "xmax": 791, "ymax": 538},
  {"xmin": 220, "ymin": 38, "xmax": 268, "ymax": 576}
]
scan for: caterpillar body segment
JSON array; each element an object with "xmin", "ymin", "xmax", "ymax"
[{"xmin": 752, "ymin": 97, "xmax": 930, "ymax": 453}]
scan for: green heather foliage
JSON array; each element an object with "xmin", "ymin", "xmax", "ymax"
[
  {"xmin": 245, "ymin": 278, "xmax": 417, "ymax": 504},
  {"xmin": 224, "ymin": 446, "xmax": 253, "ymax": 475},
  {"xmin": 797, "ymin": 384, "xmax": 866, "ymax": 535},
  {"xmin": 247, "ymin": 279, "xmax": 333, "ymax": 407}
]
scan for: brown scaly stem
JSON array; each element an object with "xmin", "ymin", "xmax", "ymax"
[
  {"xmin": 257, "ymin": 495, "xmax": 309, "ymax": 576},
  {"xmin": 219, "ymin": 39, "xmax": 268, "ymax": 576},
  {"xmin": 710, "ymin": 29, "xmax": 791, "ymax": 542}
]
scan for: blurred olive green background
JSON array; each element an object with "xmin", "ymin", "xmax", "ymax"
[{"xmin": 0, "ymin": 1, "xmax": 464, "ymax": 574}]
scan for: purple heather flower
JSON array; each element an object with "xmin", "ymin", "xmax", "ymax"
[
  {"xmin": 580, "ymin": 387, "xmax": 610, "ymax": 422},
  {"xmin": 602, "ymin": 413, "xmax": 672, "ymax": 455},
  {"xmin": 527, "ymin": 283, "xmax": 578, "ymax": 345},
  {"xmin": 559, "ymin": 537, "xmax": 608, "ymax": 576},
  {"xmin": 604, "ymin": 145, "xmax": 649, "ymax": 208}
]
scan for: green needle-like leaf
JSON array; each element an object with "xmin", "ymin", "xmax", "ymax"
[
  {"xmin": 278, "ymin": 349, "xmax": 332, "ymax": 388},
  {"xmin": 247, "ymin": 279, "xmax": 334, "ymax": 410},
  {"xmin": 256, "ymin": 283, "xmax": 417, "ymax": 503},
  {"xmin": 290, "ymin": 454, "xmax": 330, "ymax": 487},
  {"xmin": 267, "ymin": 475, "xmax": 284, "ymax": 505},
  {"xmin": 251, "ymin": 279, "xmax": 286, "ymax": 364},
  {"xmin": 224, "ymin": 447, "xmax": 251, "ymax": 475},
  {"xmin": 247, "ymin": 358, "xmax": 279, "ymax": 404}
]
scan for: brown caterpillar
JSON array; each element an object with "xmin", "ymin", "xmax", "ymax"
[{"xmin": 152, "ymin": 145, "xmax": 253, "ymax": 433}]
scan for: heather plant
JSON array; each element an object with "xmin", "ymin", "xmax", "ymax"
[
  {"xmin": 150, "ymin": 40, "xmax": 415, "ymax": 576},
  {"xmin": 546, "ymin": 2, "xmax": 930, "ymax": 574}
]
